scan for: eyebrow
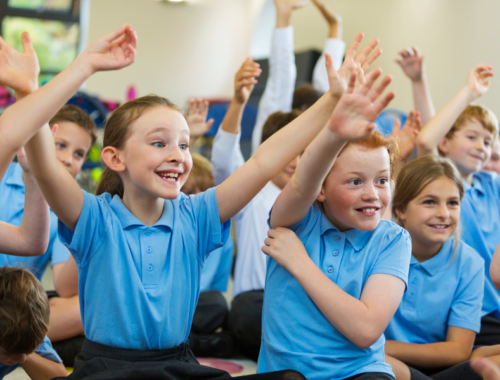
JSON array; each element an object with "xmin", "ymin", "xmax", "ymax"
[
  {"xmin": 146, "ymin": 127, "xmax": 190, "ymax": 136},
  {"xmin": 346, "ymin": 169, "xmax": 390, "ymax": 176}
]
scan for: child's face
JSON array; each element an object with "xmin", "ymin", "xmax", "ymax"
[
  {"xmin": 318, "ymin": 145, "xmax": 391, "ymax": 232},
  {"xmin": 271, "ymin": 155, "xmax": 300, "ymax": 190},
  {"xmin": 396, "ymin": 176, "xmax": 460, "ymax": 249},
  {"xmin": 120, "ymin": 107, "xmax": 193, "ymax": 200},
  {"xmin": 54, "ymin": 121, "xmax": 93, "ymax": 179},
  {"xmin": 483, "ymin": 141, "xmax": 500, "ymax": 175},
  {"xmin": 438, "ymin": 119, "xmax": 494, "ymax": 177},
  {"xmin": 0, "ymin": 348, "xmax": 29, "ymax": 366}
]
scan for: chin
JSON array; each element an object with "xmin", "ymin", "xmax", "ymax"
[{"xmin": 350, "ymin": 218, "xmax": 381, "ymax": 232}]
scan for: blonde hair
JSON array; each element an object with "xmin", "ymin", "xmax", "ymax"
[
  {"xmin": 95, "ymin": 95, "xmax": 181, "ymax": 197},
  {"xmin": 181, "ymin": 153, "xmax": 214, "ymax": 195}
]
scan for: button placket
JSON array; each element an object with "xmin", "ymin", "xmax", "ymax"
[{"xmin": 323, "ymin": 233, "xmax": 344, "ymax": 280}]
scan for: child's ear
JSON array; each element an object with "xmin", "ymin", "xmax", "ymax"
[
  {"xmin": 317, "ymin": 186, "xmax": 326, "ymax": 203},
  {"xmin": 437, "ymin": 137, "xmax": 450, "ymax": 155},
  {"xmin": 101, "ymin": 147, "xmax": 126, "ymax": 172}
]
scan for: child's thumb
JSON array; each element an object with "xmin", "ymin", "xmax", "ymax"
[{"xmin": 21, "ymin": 31, "xmax": 34, "ymax": 53}]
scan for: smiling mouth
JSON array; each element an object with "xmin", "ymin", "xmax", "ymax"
[
  {"xmin": 355, "ymin": 207, "xmax": 380, "ymax": 216},
  {"xmin": 428, "ymin": 224, "xmax": 450, "ymax": 231},
  {"xmin": 156, "ymin": 172, "xmax": 180, "ymax": 183},
  {"xmin": 469, "ymin": 154, "xmax": 483, "ymax": 161}
]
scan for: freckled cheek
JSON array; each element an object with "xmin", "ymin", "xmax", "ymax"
[{"xmin": 326, "ymin": 187, "xmax": 358, "ymax": 216}]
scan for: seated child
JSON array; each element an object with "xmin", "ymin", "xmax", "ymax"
[
  {"xmin": 416, "ymin": 64, "xmax": 500, "ymax": 346},
  {"xmin": 258, "ymin": 70, "xmax": 409, "ymax": 379},
  {"xmin": 213, "ymin": 35, "xmax": 382, "ymax": 359},
  {"xmin": 0, "ymin": 267, "xmax": 67, "ymax": 379},
  {"xmin": 182, "ymin": 153, "xmax": 234, "ymax": 357},
  {"xmin": 6, "ymin": 23, "xmax": 353, "ymax": 379},
  {"xmin": 385, "ymin": 155, "xmax": 484, "ymax": 380}
]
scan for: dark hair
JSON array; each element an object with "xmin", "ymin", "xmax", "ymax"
[
  {"xmin": 261, "ymin": 110, "xmax": 301, "ymax": 144},
  {"xmin": 292, "ymin": 84, "xmax": 321, "ymax": 111},
  {"xmin": 0, "ymin": 267, "xmax": 49, "ymax": 355},
  {"xmin": 95, "ymin": 95, "xmax": 181, "ymax": 197},
  {"xmin": 50, "ymin": 105, "xmax": 98, "ymax": 148}
]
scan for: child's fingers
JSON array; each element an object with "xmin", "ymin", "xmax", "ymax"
[
  {"xmin": 344, "ymin": 32, "xmax": 364, "ymax": 62},
  {"xmin": 361, "ymin": 48, "xmax": 382, "ymax": 71},
  {"xmin": 354, "ymin": 38, "xmax": 379, "ymax": 65},
  {"xmin": 205, "ymin": 118, "xmax": 214, "ymax": 131},
  {"xmin": 345, "ymin": 71, "xmax": 357, "ymax": 94},
  {"xmin": 367, "ymin": 74, "xmax": 391, "ymax": 102},
  {"xmin": 20, "ymin": 32, "xmax": 34, "ymax": 54},
  {"xmin": 414, "ymin": 111, "xmax": 422, "ymax": 130},
  {"xmin": 102, "ymin": 24, "xmax": 130, "ymax": 43},
  {"xmin": 373, "ymin": 91, "xmax": 395, "ymax": 115},
  {"xmin": 188, "ymin": 98, "xmax": 195, "ymax": 114},
  {"xmin": 411, "ymin": 46, "xmax": 421, "ymax": 57},
  {"xmin": 359, "ymin": 67, "xmax": 382, "ymax": 96},
  {"xmin": 391, "ymin": 118, "xmax": 401, "ymax": 135}
]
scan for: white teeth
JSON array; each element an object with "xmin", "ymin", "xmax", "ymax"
[
  {"xmin": 362, "ymin": 208, "xmax": 376, "ymax": 213},
  {"xmin": 432, "ymin": 225, "xmax": 447, "ymax": 229},
  {"xmin": 158, "ymin": 172, "xmax": 179, "ymax": 181}
]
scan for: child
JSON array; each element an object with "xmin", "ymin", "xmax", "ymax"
[
  {"xmin": 484, "ymin": 140, "xmax": 500, "ymax": 174},
  {"xmin": 213, "ymin": 35, "xmax": 383, "ymax": 359},
  {"xmin": 0, "ymin": 34, "xmax": 98, "ymax": 364},
  {"xmin": 416, "ymin": 64, "xmax": 500, "ymax": 346},
  {"xmin": 258, "ymin": 69, "xmax": 409, "ymax": 380},
  {"xmin": 7, "ymin": 23, "xmax": 353, "ymax": 379},
  {"xmin": 385, "ymin": 155, "xmax": 484, "ymax": 380},
  {"xmin": 0, "ymin": 267, "xmax": 67, "ymax": 379},
  {"xmin": 182, "ymin": 153, "xmax": 234, "ymax": 358}
]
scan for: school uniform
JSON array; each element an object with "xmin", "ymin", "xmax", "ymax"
[
  {"xmin": 0, "ymin": 336, "xmax": 62, "ymax": 379},
  {"xmin": 257, "ymin": 204, "xmax": 411, "ymax": 380},
  {"xmin": 460, "ymin": 171, "xmax": 500, "ymax": 345},
  {"xmin": 0, "ymin": 162, "xmax": 70, "ymax": 278}
]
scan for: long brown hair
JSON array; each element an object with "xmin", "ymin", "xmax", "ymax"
[{"xmin": 95, "ymin": 95, "xmax": 181, "ymax": 197}]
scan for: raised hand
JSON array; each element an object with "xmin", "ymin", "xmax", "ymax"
[
  {"xmin": 234, "ymin": 58, "xmax": 261, "ymax": 104},
  {"xmin": 185, "ymin": 99, "xmax": 214, "ymax": 139},
  {"xmin": 391, "ymin": 110, "xmax": 421, "ymax": 159},
  {"xmin": 81, "ymin": 24, "xmax": 137, "ymax": 74},
  {"xmin": 466, "ymin": 64, "xmax": 494, "ymax": 98},
  {"xmin": 312, "ymin": 0, "xmax": 342, "ymax": 26},
  {"xmin": 0, "ymin": 32, "xmax": 39, "ymax": 96},
  {"xmin": 329, "ymin": 69, "xmax": 395, "ymax": 141},
  {"xmin": 326, "ymin": 32, "xmax": 382, "ymax": 100},
  {"xmin": 262, "ymin": 227, "xmax": 309, "ymax": 271},
  {"xmin": 274, "ymin": 0, "xmax": 309, "ymax": 12},
  {"xmin": 395, "ymin": 47, "xmax": 424, "ymax": 82}
]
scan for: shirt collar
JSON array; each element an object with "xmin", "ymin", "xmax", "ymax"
[
  {"xmin": 463, "ymin": 175, "xmax": 484, "ymax": 195},
  {"xmin": 320, "ymin": 211, "xmax": 372, "ymax": 251},
  {"xmin": 109, "ymin": 194, "xmax": 174, "ymax": 230},
  {"xmin": 410, "ymin": 238, "xmax": 454, "ymax": 276},
  {"xmin": 5, "ymin": 162, "xmax": 25, "ymax": 188}
]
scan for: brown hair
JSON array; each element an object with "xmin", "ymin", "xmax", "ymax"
[
  {"xmin": 442, "ymin": 105, "xmax": 499, "ymax": 153},
  {"xmin": 95, "ymin": 95, "xmax": 181, "ymax": 198},
  {"xmin": 292, "ymin": 84, "xmax": 321, "ymax": 111},
  {"xmin": 261, "ymin": 110, "xmax": 301, "ymax": 144},
  {"xmin": 181, "ymin": 153, "xmax": 214, "ymax": 195},
  {"xmin": 50, "ymin": 105, "xmax": 98, "ymax": 148},
  {"xmin": 0, "ymin": 267, "xmax": 49, "ymax": 355}
]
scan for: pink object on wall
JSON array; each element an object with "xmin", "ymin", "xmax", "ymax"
[{"xmin": 126, "ymin": 85, "xmax": 138, "ymax": 102}]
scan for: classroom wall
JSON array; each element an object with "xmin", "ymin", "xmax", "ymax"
[{"xmin": 85, "ymin": 0, "xmax": 500, "ymax": 117}]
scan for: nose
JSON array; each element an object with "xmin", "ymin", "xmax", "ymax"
[
  {"xmin": 435, "ymin": 203, "xmax": 450, "ymax": 219},
  {"xmin": 476, "ymin": 138, "xmax": 487, "ymax": 153},
  {"xmin": 167, "ymin": 146, "xmax": 185, "ymax": 164},
  {"xmin": 361, "ymin": 183, "xmax": 379, "ymax": 202},
  {"xmin": 58, "ymin": 150, "xmax": 72, "ymax": 167}
]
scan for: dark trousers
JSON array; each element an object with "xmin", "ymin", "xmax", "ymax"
[
  {"xmin": 345, "ymin": 373, "xmax": 394, "ymax": 379},
  {"xmin": 409, "ymin": 361, "xmax": 481, "ymax": 380},
  {"xmin": 55, "ymin": 338, "xmax": 305, "ymax": 380},
  {"xmin": 475, "ymin": 313, "xmax": 500, "ymax": 346},
  {"xmin": 228, "ymin": 289, "xmax": 264, "ymax": 361},
  {"xmin": 192, "ymin": 290, "xmax": 229, "ymax": 333}
]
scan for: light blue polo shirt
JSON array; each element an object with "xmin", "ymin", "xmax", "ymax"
[
  {"xmin": 58, "ymin": 187, "xmax": 230, "ymax": 350},
  {"xmin": 460, "ymin": 171, "xmax": 500, "ymax": 317},
  {"xmin": 385, "ymin": 237, "xmax": 484, "ymax": 344},
  {"xmin": 257, "ymin": 204, "xmax": 411, "ymax": 380},
  {"xmin": 200, "ymin": 237, "xmax": 233, "ymax": 293},
  {"xmin": 0, "ymin": 336, "xmax": 62, "ymax": 379},
  {"xmin": 0, "ymin": 162, "xmax": 70, "ymax": 279}
]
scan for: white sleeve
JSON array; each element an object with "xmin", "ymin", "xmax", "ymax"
[
  {"xmin": 251, "ymin": 26, "xmax": 296, "ymax": 154},
  {"xmin": 212, "ymin": 128, "xmax": 245, "ymax": 186},
  {"xmin": 312, "ymin": 38, "xmax": 346, "ymax": 94}
]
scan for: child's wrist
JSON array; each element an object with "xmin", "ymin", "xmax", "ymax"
[
  {"xmin": 461, "ymin": 86, "xmax": 479, "ymax": 103},
  {"xmin": 276, "ymin": 9, "xmax": 293, "ymax": 28}
]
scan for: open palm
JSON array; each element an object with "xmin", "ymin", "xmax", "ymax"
[
  {"xmin": 467, "ymin": 64, "xmax": 494, "ymax": 97},
  {"xmin": 0, "ymin": 32, "xmax": 39, "ymax": 95}
]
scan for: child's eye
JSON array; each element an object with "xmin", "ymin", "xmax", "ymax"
[
  {"xmin": 423, "ymin": 199, "xmax": 434, "ymax": 205},
  {"xmin": 485, "ymin": 140, "xmax": 492, "ymax": 147},
  {"xmin": 152, "ymin": 141, "xmax": 165, "ymax": 148},
  {"xmin": 377, "ymin": 177, "xmax": 389, "ymax": 186},
  {"xmin": 467, "ymin": 135, "xmax": 476, "ymax": 141},
  {"xmin": 348, "ymin": 179, "xmax": 361, "ymax": 186},
  {"xmin": 75, "ymin": 151, "xmax": 85, "ymax": 159},
  {"xmin": 56, "ymin": 142, "xmax": 65, "ymax": 149},
  {"xmin": 179, "ymin": 144, "xmax": 189, "ymax": 151},
  {"xmin": 448, "ymin": 200, "xmax": 460, "ymax": 207}
]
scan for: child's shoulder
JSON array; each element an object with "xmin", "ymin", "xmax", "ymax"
[
  {"xmin": 454, "ymin": 238, "xmax": 485, "ymax": 271},
  {"xmin": 0, "ymin": 161, "xmax": 23, "ymax": 187},
  {"xmin": 374, "ymin": 219, "xmax": 410, "ymax": 242},
  {"xmin": 474, "ymin": 170, "xmax": 500, "ymax": 190}
]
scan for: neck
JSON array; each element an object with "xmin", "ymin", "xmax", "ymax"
[
  {"xmin": 411, "ymin": 236, "xmax": 442, "ymax": 263},
  {"xmin": 122, "ymin": 188, "xmax": 164, "ymax": 226},
  {"xmin": 461, "ymin": 171, "xmax": 474, "ymax": 185}
]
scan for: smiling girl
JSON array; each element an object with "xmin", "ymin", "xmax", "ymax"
[{"xmin": 384, "ymin": 155, "xmax": 485, "ymax": 380}]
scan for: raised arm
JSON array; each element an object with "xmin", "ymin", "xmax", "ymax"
[
  {"xmin": 217, "ymin": 33, "xmax": 383, "ymax": 223},
  {"xmin": 185, "ymin": 98, "xmax": 214, "ymax": 147},
  {"xmin": 270, "ymin": 69, "xmax": 394, "ymax": 228},
  {"xmin": 20, "ymin": 25, "xmax": 137, "ymax": 231},
  {"xmin": 396, "ymin": 47, "xmax": 435, "ymax": 125},
  {"xmin": 212, "ymin": 58, "xmax": 261, "ymax": 184},
  {"xmin": 417, "ymin": 64, "xmax": 493, "ymax": 157}
]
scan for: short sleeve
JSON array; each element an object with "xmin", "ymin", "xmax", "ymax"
[
  {"xmin": 180, "ymin": 187, "xmax": 231, "ymax": 263},
  {"xmin": 370, "ymin": 226, "xmax": 411, "ymax": 288},
  {"xmin": 448, "ymin": 255, "xmax": 485, "ymax": 332},
  {"xmin": 35, "ymin": 336, "xmax": 62, "ymax": 363},
  {"xmin": 58, "ymin": 191, "xmax": 109, "ymax": 268},
  {"xmin": 268, "ymin": 204, "xmax": 321, "ymax": 237}
]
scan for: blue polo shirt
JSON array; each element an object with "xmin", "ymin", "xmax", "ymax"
[
  {"xmin": 385, "ymin": 238, "xmax": 484, "ymax": 344},
  {"xmin": 0, "ymin": 336, "xmax": 62, "ymax": 379},
  {"xmin": 460, "ymin": 171, "xmax": 500, "ymax": 317},
  {"xmin": 257, "ymin": 204, "xmax": 411, "ymax": 380},
  {"xmin": 200, "ymin": 237, "xmax": 233, "ymax": 293},
  {"xmin": 0, "ymin": 162, "xmax": 70, "ymax": 279},
  {"xmin": 58, "ymin": 187, "xmax": 230, "ymax": 350}
]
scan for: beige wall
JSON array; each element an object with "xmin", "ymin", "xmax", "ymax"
[{"xmin": 85, "ymin": 0, "xmax": 500, "ymax": 117}]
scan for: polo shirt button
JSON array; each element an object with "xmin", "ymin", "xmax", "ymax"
[
  {"xmin": 333, "ymin": 251, "xmax": 339, "ymax": 256},
  {"xmin": 328, "ymin": 266, "xmax": 333, "ymax": 273},
  {"xmin": 147, "ymin": 247, "xmax": 152, "ymax": 253},
  {"xmin": 145, "ymin": 230, "xmax": 152, "ymax": 236},
  {"xmin": 335, "ymin": 236, "xmax": 341, "ymax": 242},
  {"xmin": 148, "ymin": 265, "xmax": 154, "ymax": 271}
]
